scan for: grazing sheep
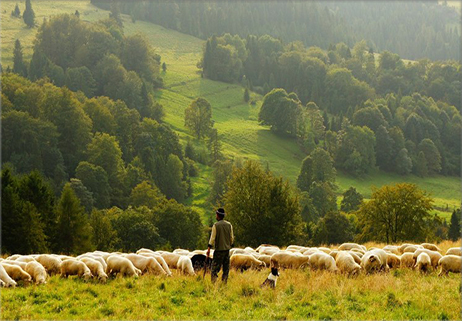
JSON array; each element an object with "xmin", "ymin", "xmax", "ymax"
[
  {"xmin": 350, "ymin": 248, "xmax": 366, "ymax": 256},
  {"xmin": 3, "ymin": 260, "xmax": 27, "ymax": 270},
  {"xmin": 25, "ymin": 261, "xmax": 48, "ymax": 284},
  {"xmin": 123, "ymin": 254, "xmax": 167, "ymax": 276},
  {"xmin": 0, "ymin": 264, "xmax": 17, "ymax": 288},
  {"xmin": 398, "ymin": 243, "xmax": 416, "ymax": 254},
  {"xmin": 160, "ymin": 252, "xmax": 181, "ymax": 269},
  {"xmin": 16, "ymin": 256, "xmax": 36, "ymax": 263},
  {"xmin": 136, "ymin": 248, "xmax": 156, "ymax": 255},
  {"xmin": 139, "ymin": 253, "xmax": 173, "ymax": 276},
  {"xmin": 329, "ymin": 250, "xmax": 339, "ymax": 259},
  {"xmin": 400, "ymin": 252, "xmax": 415, "ymax": 268},
  {"xmin": 257, "ymin": 246, "xmax": 280, "ymax": 256},
  {"xmin": 57, "ymin": 255, "xmax": 75, "ymax": 261},
  {"xmin": 347, "ymin": 251, "xmax": 362, "ymax": 264},
  {"xmin": 177, "ymin": 256, "xmax": 196, "ymax": 275},
  {"xmin": 84, "ymin": 255, "xmax": 107, "ymax": 271},
  {"xmin": 1, "ymin": 263, "xmax": 32, "ymax": 283},
  {"xmin": 106, "ymin": 256, "xmax": 140, "ymax": 278},
  {"xmin": 382, "ymin": 245, "xmax": 400, "ymax": 255},
  {"xmin": 229, "ymin": 248, "xmax": 246, "ymax": 256},
  {"xmin": 271, "ymin": 251, "xmax": 309, "ymax": 269},
  {"xmin": 446, "ymin": 247, "xmax": 462, "ymax": 256},
  {"xmin": 412, "ymin": 249, "xmax": 442, "ymax": 269},
  {"xmin": 5, "ymin": 254, "xmax": 21, "ymax": 261},
  {"xmin": 230, "ymin": 254, "xmax": 266, "ymax": 271},
  {"xmin": 360, "ymin": 249, "xmax": 388, "ymax": 273},
  {"xmin": 420, "ymin": 243, "xmax": 441, "ymax": 252},
  {"xmin": 317, "ymin": 247, "xmax": 331, "ymax": 254},
  {"xmin": 308, "ymin": 252, "xmax": 338, "ymax": 272},
  {"xmin": 61, "ymin": 259, "xmax": 92, "ymax": 281},
  {"xmin": 438, "ymin": 255, "xmax": 462, "ymax": 276},
  {"xmin": 335, "ymin": 251, "xmax": 361, "ymax": 276},
  {"xmin": 36, "ymin": 254, "xmax": 62, "ymax": 275},
  {"xmin": 414, "ymin": 253, "xmax": 432, "ymax": 274},
  {"xmin": 386, "ymin": 253, "xmax": 401, "ymax": 269},
  {"xmin": 257, "ymin": 254, "xmax": 272, "ymax": 267},
  {"xmin": 173, "ymin": 249, "xmax": 190, "ymax": 256},
  {"xmin": 338, "ymin": 243, "xmax": 365, "ymax": 251},
  {"xmin": 303, "ymin": 249, "xmax": 319, "ymax": 256},
  {"xmin": 79, "ymin": 258, "xmax": 108, "ymax": 282},
  {"xmin": 403, "ymin": 245, "xmax": 422, "ymax": 253}
]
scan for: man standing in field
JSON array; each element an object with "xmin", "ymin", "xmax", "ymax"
[{"xmin": 206, "ymin": 208, "xmax": 234, "ymax": 284}]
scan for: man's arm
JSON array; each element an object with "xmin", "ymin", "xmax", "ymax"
[{"xmin": 208, "ymin": 224, "xmax": 216, "ymax": 249}]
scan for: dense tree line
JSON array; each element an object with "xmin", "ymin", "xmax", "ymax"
[
  {"xmin": 2, "ymin": 73, "xmax": 191, "ymax": 205},
  {"xmin": 13, "ymin": 14, "xmax": 163, "ymax": 117},
  {"xmin": 93, "ymin": 0, "xmax": 459, "ymax": 61},
  {"xmin": 323, "ymin": 1, "xmax": 460, "ymax": 61},
  {"xmin": 1, "ymin": 168, "xmax": 204, "ymax": 254},
  {"xmin": 201, "ymin": 34, "xmax": 461, "ymax": 177}
]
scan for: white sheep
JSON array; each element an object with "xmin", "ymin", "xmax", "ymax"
[
  {"xmin": 414, "ymin": 252, "xmax": 432, "ymax": 273},
  {"xmin": 335, "ymin": 251, "xmax": 361, "ymax": 276},
  {"xmin": 123, "ymin": 254, "xmax": 167, "ymax": 276},
  {"xmin": 420, "ymin": 243, "xmax": 441, "ymax": 252},
  {"xmin": 36, "ymin": 254, "xmax": 62, "ymax": 275},
  {"xmin": 0, "ymin": 264, "xmax": 17, "ymax": 287},
  {"xmin": 400, "ymin": 252, "xmax": 415, "ymax": 268},
  {"xmin": 159, "ymin": 252, "xmax": 181, "ymax": 269},
  {"xmin": 25, "ymin": 261, "xmax": 48, "ymax": 284},
  {"xmin": 106, "ymin": 256, "xmax": 141, "ymax": 278},
  {"xmin": 271, "ymin": 251, "xmax": 309, "ymax": 269},
  {"xmin": 438, "ymin": 255, "xmax": 462, "ymax": 276},
  {"xmin": 308, "ymin": 252, "xmax": 338, "ymax": 272},
  {"xmin": 1, "ymin": 263, "xmax": 32, "ymax": 283},
  {"xmin": 79, "ymin": 257, "xmax": 108, "ymax": 282},
  {"xmin": 61, "ymin": 259, "xmax": 92, "ymax": 281},
  {"xmin": 230, "ymin": 254, "xmax": 266, "ymax": 271},
  {"xmin": 386, "ymin": 253, "xmax": 401, "ymax": 269},
  {"xmin": 446, "ymin": 247, "xmax": 462, "ymax": 256},
  {"xmin": 412, "ymin": 249, "xmax": 442, "ymax": 269},
  {"xmin": 177, "ymin": 256, "xmax": 196, "ymax": 275},
  {"xmin": 360, "ymin": 249, "xmax": 388, "ymax": 273}
]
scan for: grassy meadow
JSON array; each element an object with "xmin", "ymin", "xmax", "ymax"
[
  {"xmin": 2, "ymin": 240, "xmax": 461, "ymax": 320},
  {"xmin": 1, "ymin": 0, "xmax": 460, "ymax": 222}
]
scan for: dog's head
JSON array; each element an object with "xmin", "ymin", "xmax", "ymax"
[{"xmin": 271, "ymin": 267, "xmax": 279, "ymax": 277}]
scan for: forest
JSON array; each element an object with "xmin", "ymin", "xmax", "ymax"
[
  {"xmin": 1, "ymin": 1, "xmax": 461, "ymax": 256},
  {"xmin": 201, "ymin": 33, "xmax": 461, "ymax": 178},
  {"xmin": 92, "ymin": 0, "xmax": 460, "ymax": 61}
]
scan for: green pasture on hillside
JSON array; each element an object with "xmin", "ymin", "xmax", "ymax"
[{"xmin": 1, "ymin": 1, "xmax": 460, "ymax": 222}]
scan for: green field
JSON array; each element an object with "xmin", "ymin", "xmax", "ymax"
[
  {"xmin": 1, "ymin": 0, "xmax": 460, "ymax": 222},
  {"xmin": 2, "ymin": 268, "xmax": 460, "ymax": 320}
]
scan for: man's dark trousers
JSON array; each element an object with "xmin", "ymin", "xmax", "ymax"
[{"xmin": 211, "ymin": 250, "xmax": 230, "ymax": 283}]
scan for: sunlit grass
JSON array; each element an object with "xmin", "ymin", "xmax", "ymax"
[{"xmin": 2, "ymin": 241, "xmax": 460, "ymax": 320}]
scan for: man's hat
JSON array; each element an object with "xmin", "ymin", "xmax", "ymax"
[{"xmin": 216, "ymin": 208, "xmax": 225, "ymax": 216}]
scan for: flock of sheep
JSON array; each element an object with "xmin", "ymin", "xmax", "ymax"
[{"xmin": 1, "ymin": 242, "xmax": 460, "ymax": 288}]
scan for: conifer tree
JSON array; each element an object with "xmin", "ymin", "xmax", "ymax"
[
  {"xmin": 13, "ymin": 39, "xmax": 27, "ymax": 77},
  {"xmin": 55, "ymin": 183, "xmax": 93, "ymax": 254},
  {"xmin": 244, "ymin": 87, "xmax": 250, "ymax": 102},
  {"xmin": 448, "ymin": 209, "xmax": 461, "ymax": 241},
  {"xmin": 23, "ymin": 0, "xmax": 35, "ymax": 28},
  {"xmin": 12, "ymin": 3, "xmax": 21, "ymax": 17}
]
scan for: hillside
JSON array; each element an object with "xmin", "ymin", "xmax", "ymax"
[{"xmin": 1, "ymin": 0, "xmax": 460, "ymax": 222}]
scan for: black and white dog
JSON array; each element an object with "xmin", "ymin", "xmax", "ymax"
[{"xmin": 260, "ymin": 267, "xmax": 279, "ymax": 289}]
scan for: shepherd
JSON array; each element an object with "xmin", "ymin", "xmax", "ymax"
[{"xmin": 206, "ymin": 208, "xmax": 234, "ymax": 284}]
